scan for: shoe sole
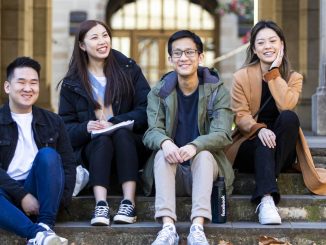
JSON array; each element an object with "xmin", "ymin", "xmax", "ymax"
[
  {"xmin": 259, "ymin": 218, "xmax": 282, "ymax": 225},
  {"xmin": 113, "ymin": 215, "xmax": 137, "ymax": 224},
  {"xmin": 43, "ymin": 236, "xmax": 62, "ymax": 245},
  {"xmin": 59, "ymin": 237, "xmax": 68, "ymax": 245},
  {"xmin": 152, "ymin": 237, "xmax": 179, "ymax": 245},
  {"xmin": 91, "ymin": 217, "xmax": 110, "ymax": 226}
]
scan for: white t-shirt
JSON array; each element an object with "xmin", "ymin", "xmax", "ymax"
[{"xmin": 7, "ymin": 112, "xmax": 38, "ymax": 180}]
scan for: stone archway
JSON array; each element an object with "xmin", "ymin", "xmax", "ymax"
[{"xmin": 105, "ymin": 0, "xmax": 220, "ymax": 85}]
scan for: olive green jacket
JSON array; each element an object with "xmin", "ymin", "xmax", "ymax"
[{"xmin": 142, "ymin": 67, "xmax": 235, "ymax": 196}]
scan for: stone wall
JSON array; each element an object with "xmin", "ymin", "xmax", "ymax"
[{"xmin": 0, "ymin": 0, "xmax": 52, "ymax": 110}]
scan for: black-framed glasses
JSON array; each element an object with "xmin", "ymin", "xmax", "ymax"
[{"xmin": 171, "ymin": 49, "xmax": 198, "ymax": 58}]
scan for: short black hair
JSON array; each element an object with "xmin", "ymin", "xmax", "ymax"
[
  {"xmin": 6, "ymin": 57, "xmax": 41, "ymax": 81},
  {"xmin": 167, "ymin": 30, "xmax": 203, "ymax": 56}
]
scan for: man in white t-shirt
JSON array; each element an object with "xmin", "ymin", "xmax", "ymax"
[{"xmin": 0, "ymin": 57, "xmax": 76, "ymax": 245}]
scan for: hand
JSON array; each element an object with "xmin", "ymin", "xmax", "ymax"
[
  {"xmin": 87, "ymin": 120, "xmax": 109, "ymax": 133},
  {"xmin": 161, "ymin": 140, "xmax": 183, "ymax": 164},
  {"xmin": 179, "ymin": 144, "xmax": 197, "ymax": 162},
  {"xmin": 99, "ymin": 120, "xmax": 114, "ymax": 128},
  {"xmin": 21, "ymin": 193, "xmax": 39, "ymax": 216},
  {"xmin": 269, "ymin": 45, "xmax": 284, "ymax": 70},
  {"xmin": 258, "ymin": 128, "xmax": 276, "ymax": 148}
]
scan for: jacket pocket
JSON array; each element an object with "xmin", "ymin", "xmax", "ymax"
[{"xmin": 40, "ymin": 132, "xmax": 59, "ymax": 148}]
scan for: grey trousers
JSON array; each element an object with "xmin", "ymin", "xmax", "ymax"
[{"xmin": 153, "ymin": 150, "xmax": 219, "ymax": 222}]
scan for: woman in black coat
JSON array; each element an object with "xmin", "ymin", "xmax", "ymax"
[{"xmin": 58, "ymin": 20, "xmax": 150, "ymax": 226}]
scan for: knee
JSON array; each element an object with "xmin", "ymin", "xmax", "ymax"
[
  {"xmin": 112, "ymin": 128, "xmax": 132, "ymax": 139},
  {"xmin": 154, "ymin": 150, "xmax": 165, "ymax": 169},
  {"xmin": 93, "ymin": 135, "xmax": 112, "ymax": 145},
  {"xmin": 192, "ymin": 150, "xmax": 215, "ymax": 168},
  {"xmin": 194, "ymin": 150, "xmax": 214, "ymax": 162},
  {"xmin": 34, "ymin": 147, "xmax": 61, "ymax": 168},
  {"xmin": 278, "ymin": 110, "xmax": 300, "ymax": 129}
]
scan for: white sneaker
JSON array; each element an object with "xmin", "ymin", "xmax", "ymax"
[
  {"xmin": 152, "ymin": 223, "xmax": 179, "ymax": 245},
  {"xmin": 256, "ymin": 196, "xmax": 282, "ymax": 225},
  {"xmin": 38, "ymin": 223, "xmax": 68, "ymax": 245},
  {"xmin": 27, "ymin": 223, "xmax": 67, "ymax": 245},
  {"xmin": 187, "ymin": 224, "xmax": 209, "ymax": 245}
]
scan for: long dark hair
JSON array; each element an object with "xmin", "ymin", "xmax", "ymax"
[
  {"xmin": 63, "ymin": 20, "xmax": 134, "ymax": 109},
  {"xmin": 245, "ymin": 20, "xmax": 291, "ymax": 80}
]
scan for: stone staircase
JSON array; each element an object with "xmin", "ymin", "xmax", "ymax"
[{"xmin": 1, "ymin": 137, "xmax": 326, "ymax": 245}]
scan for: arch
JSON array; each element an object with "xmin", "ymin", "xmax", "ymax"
[
  {"xmin": 106, "ymin": 0, "xmax": 220, "ymax": 85},
  {"xmin": 106, "ymin": 0, "xmax": 218, "ymax": 25}
]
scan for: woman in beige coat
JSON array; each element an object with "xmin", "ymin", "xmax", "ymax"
[{"xmin": 227, "ymin": 20, "xmax": 326, "ymax": 225}]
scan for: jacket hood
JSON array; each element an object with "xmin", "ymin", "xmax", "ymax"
[{"xmin": 156, "ymin": 66, "xmax": 222, "ymax": 99}]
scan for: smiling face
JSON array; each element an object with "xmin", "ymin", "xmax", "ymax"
[
  {"xmin": 253, "ymin": 27, "xmax": 283, "ymax": 66},
  {"xmin": 4, "ymin": 67, "xmax": 40, "ymax": 113},
  {"xmin": 79, "ymin": 24, "xmax": 111, "ymax": 63},
  {"xmin": 169, "ymin": 37, "xmax": 203, "ymax": 79}
]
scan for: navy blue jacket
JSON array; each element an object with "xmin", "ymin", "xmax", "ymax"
[
  {"xmin": 58, "ymin": 49, "xmax": 150, "ymax": 162},
  {"xmin": 0, "ymin": 103, "xmax": 76, "ymax": 207}
]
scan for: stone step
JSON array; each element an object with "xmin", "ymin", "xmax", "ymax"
[
  {"xmin": 1, "ymin": 221, "xmax": 326, "ymax": 245},
  {"xmin": 233, "ymin": 173, "xmax": 309, "ymax": 195},
  {"xmin": 57, "ymin": 194, "xmax": 326, "ymax": 223}
]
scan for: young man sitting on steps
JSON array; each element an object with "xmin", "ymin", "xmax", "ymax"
[
  {"xmin": 143, "ymin": 30, "xmax": 234, "ymax": 245},
  {"xmin": 0, "ymin": 57, "xmax": 76, "ymax": 245}
]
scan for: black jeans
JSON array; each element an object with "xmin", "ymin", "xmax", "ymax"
[
  {"xmin": 82, "ymin": 128, "xmax": 148, "ymax": 189},
  {"xmin": 233, "ymin": 110, "xmax": 300, "ymax": 204}
]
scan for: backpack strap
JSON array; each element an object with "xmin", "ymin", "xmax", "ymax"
[{"xmin": 207, "ymin": 88, "xmax": 218, "ymax": 119}]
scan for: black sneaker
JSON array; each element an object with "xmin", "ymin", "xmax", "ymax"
[
  {"xmin": 91, "ymin": 200, "xmax": 110, "ymax": 226},
  {"xmin": 113, "ymin": 199, "xmax": 137, "ymax": 224}
]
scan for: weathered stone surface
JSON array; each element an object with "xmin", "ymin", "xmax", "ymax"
[
  {"xmin": 233, "ymin": 173, "xmax": 310, "ymax": 195},
  {"xmin": 1, "ymin": 222, "xmax": 326, "ymax": 245},
  {"xmin": 56, "ymin": 195, "xmax": 326, "ymax": 223}
]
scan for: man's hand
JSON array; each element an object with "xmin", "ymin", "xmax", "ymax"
[
  {"xmin": 21, "ymin": 193, "xmax": 39, "ymax": 216},
  {"xmin": 258, "ymin": 128, "xmax": 276, "ymax": 148},
  {"xmin": 161, "ymin": 140, "xmax": 183, "ymax": 164},
  {"xmin": 179, "ymin": 144, "xmax": 197, "ymax": 162}
]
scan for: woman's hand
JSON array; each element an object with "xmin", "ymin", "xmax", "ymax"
[
  {"xmin": 258, "ymin": 128, "xmax": 276, "ymax": 148},
  {"xmin": 87, "ymin": 120, "xmax": 112, "ymax": 133},
  {"xmin": 270, "ymin": 45, "xmax": 284, "ymax": 70}
]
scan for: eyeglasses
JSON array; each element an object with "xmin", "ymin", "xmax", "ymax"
[{"xmin": 171, "ymin": 49, "xmax": 198, "ymax": 58}]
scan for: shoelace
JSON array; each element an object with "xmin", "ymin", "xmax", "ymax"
[
  {"xmin": 95, "ymin": 205, "xmax": 109, "ymax": 217},
  {"xmin": 156, "ymin": 227, "xmax": 176, "ymax": 243},
  {"xmin": 117, "ymin": 203, "xmax": 134, "ymax": 215},
  {"xmin": 190, "ymin": 227, "xmax": 207, "ymax": 243},
  {"xmin": 255, "ymin": 199, "xmax": 278, "ymax": 213}
]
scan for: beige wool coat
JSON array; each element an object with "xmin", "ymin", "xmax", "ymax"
[{"xmin": 225, "ymin": 62, "xmax": 326, "ymax": 195}]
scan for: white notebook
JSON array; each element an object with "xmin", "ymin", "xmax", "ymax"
[{"xmin": 91, "ymin": 120, "xmax": 134, "ymax": 138}]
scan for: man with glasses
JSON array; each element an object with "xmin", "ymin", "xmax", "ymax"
[{"xmin": 143, "ymin": 30, "xmax": 234, "ymax": 245}]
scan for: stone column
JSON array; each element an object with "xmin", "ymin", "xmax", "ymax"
[
  {"xmin": 312, "ymin": 0, "xmax": 326, "ymax": 135},
  {"xmin": 33, "ymin": 0, "xmax": 52, "ymax": 110},
  {"xmin": 0, "ymin": 0, "xmax": 33, "ymax": 103}
]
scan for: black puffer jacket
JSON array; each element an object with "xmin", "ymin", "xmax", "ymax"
[{"xmin": 58, "ymin": 49, "xmax": 150, "ymax": 162}]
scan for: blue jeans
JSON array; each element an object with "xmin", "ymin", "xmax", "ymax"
[{"xmin": 0, "ymin": 147, "xmax": 65, "ymax": 239}]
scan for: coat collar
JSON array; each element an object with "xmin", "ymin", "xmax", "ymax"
[{"xmin": 0, "ymin": 102, "xmax": 46, "ymax": 126}]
